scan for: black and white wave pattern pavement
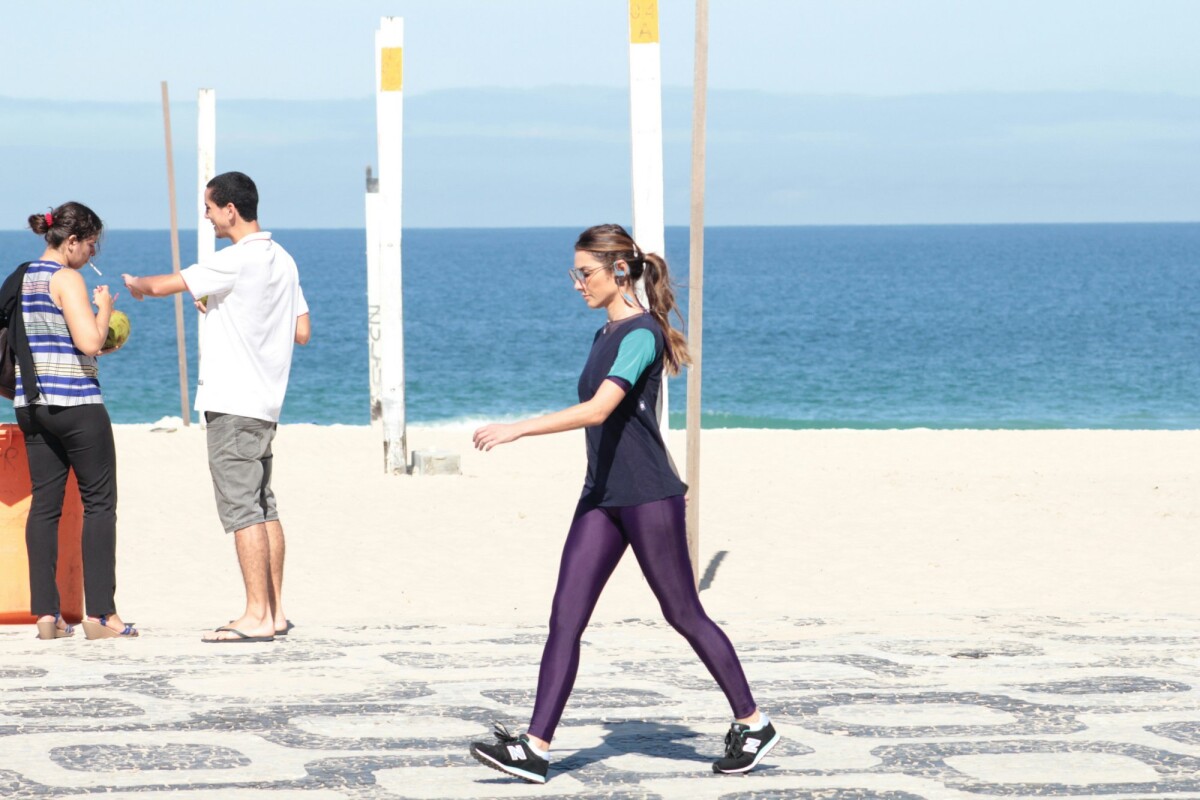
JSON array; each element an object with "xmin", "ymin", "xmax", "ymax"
[{"xmin": 2, "ymin": 614, "xmax": 1200, "ymax": 799}]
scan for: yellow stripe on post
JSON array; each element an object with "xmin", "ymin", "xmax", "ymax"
[
  {"xmin": 381, "ymin": 47, "xmax": 403, "ymax": 92},
  {"xmin": 629, "ymin": 0, "xmax": 659, "ymax": 44}
]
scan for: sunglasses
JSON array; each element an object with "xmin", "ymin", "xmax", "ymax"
[{"xmin": 568, "ymin": 266, "xmax": 609, "ymax": 284}]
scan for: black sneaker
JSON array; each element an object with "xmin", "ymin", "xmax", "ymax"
[
  {"xmin": 470, "ymin": 723, "xmax": 549, "ymax": 785},
  {"xmin": 712, "ymin": 719, "xmax": 780, "ymax": 774}
]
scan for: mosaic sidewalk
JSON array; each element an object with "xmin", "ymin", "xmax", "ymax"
[{"xmin": 2, "ymin": 614, "xmax": 1200, "ymax": 799}]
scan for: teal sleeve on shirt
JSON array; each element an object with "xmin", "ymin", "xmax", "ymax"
[{"xmin": 607, "ymin": 328, "xmax": 657, "ymax": 386}]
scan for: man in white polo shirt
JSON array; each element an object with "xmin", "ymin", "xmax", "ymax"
[{"xmin": 123, "ymin": 171, "xmax": 310, "ymax": 644}]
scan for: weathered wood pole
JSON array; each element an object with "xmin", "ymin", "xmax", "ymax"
[
  {"xmin": 160, "ymin": 81, "xmax": 190, "ymax": 426},
  {"xmin": 685, "ymin": 0, "xmax": 710, "ymax": 582},
  {"xmin": 374, "ymin": 17, "xmax": 408, "ymax": 473}
]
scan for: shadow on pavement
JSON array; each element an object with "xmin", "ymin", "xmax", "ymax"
[{"xmin": 555, "ymin": 719, "xmax": 708, "ymax": 772}]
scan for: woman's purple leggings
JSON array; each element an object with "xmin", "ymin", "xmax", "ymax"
[{"xmin": 527, "ymin": 495, "xmax": 756, "ymax": 742}]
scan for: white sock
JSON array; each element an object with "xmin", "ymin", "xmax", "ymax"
[
  {"xmin": 745, "ymin": 712, "xmax": 770, "ymax": 732},
  {"xmin": 525, "ymin": 740, "xmax": 550, "ymax": 761}
]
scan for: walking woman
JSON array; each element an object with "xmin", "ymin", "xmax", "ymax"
[
  {"xmin": 468, "ymin": 224, "xmax": 778, "ymax": 784},
  {"xmin": 11, "ymin": 202, "xmax": 136, "ymax": 639}
]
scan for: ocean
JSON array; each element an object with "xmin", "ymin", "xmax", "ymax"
[{"xmin": 1, "ymin": 224, "xmax": 1198, "ymax": 429}]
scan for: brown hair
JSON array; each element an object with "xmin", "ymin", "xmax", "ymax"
[
  {"xmin": 28, "ymin": 201, "xmax": 103, "ymax": 247},
  {"xmin": 574, "ymin": 223, "xmax": 690, "ymax": 375}
]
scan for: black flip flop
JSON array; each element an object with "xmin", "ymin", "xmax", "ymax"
[
  {"xmin": 204, "ymin": 625, "xmax": 275, "ymax": 644},
  {"xmin": 275, "ymin": 620, "xmax": 295, "ymax": 637}
]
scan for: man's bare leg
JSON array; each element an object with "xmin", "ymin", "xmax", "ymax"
[
  {"xmin": 204, "ymin": 522, "xmax": 275, "ymax": 641},
  {"xmin": 266, "ymin": 519, "xmax": 287, "ymax": 632}
]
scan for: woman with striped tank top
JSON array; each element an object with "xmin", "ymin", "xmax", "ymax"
[{"xmin": 15, "ymin": 202, "xmax": 137, "ymax": 639}]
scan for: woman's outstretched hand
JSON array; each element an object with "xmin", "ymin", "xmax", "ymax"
[{"xmin": 473, "ymin": 423, "xmax": 521, "ymax": 451}]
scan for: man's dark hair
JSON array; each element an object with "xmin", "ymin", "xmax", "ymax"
[{"xmin": 207, "ymin": 171, "xmax": 259, "ymax": 222}]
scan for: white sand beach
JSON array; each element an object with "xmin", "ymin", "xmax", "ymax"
[
  {"xmin": 109, "ymin": 425, "xmax": 1200, "ymax": 632},
  {"xmin": 5, "ymin": 425, "xmax": 1200, "ymax": 799}
]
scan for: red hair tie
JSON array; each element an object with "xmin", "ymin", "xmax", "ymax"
[{"xmin": 44, "ymin": 211, "xmax": 53, "ymax": 227}]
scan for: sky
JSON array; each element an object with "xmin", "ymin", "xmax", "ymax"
[
  {"xmin": 4, "ymin": 1, "xmax": 1200, "ymax": 100},
  {"xmin": 2, "ymin": 1, "xmax": 1200, "ymax": 228}
]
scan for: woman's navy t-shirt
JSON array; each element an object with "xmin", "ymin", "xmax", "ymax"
[{"xmin": 577, "ymin": 313, "xmax": 687, "ymax": 507}]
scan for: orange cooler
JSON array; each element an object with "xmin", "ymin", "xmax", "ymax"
[{"xmin": 0, "ymin": 424, "xmax": 84, "ymax": 624}]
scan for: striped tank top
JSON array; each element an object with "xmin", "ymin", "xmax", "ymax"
[{"xmin": 13, "ymin": 261, "xmax": 103, "ymax": 407}]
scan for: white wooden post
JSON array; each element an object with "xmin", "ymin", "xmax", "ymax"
[
  {"xmin": 365, "ymin": 167, "xmax": 382, "ymax": 427},
  {"xmin": 196, "ymin": 88, "xmax": 215, "ymax": 428},
  {"xmin": 375, "ymin": 17, "xmax": 408, "ymax": 473},
  {"xmin": 628, "ymin": 0, "xmax": 669, "ymax": 433},
  {"xmin": 197, "ymin": 89, "xmax": 216, "ymax": 263}
]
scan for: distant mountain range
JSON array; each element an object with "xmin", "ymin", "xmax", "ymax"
[{"xmin": 2, "ymin": 88, "xmax": 1198, "ymax": 228}]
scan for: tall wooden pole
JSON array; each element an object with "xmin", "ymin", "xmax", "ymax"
[
  {"xmin": 685, "ymin": 0, "xmax": 710, "ymax": 582},
  {"xmin": 628, "ymin": 0, "xmax": 670, "ymax": 435},
  {"xmin": 196, "ymin": 88, "xmax": 215, "ymax": 427},
  {"xmin": 160, "ymin": 81, "xmax": 190, "ymax": 426},
  {"xmin": 375, "ymin": 18, "xmax": 408, "ymax": 473}
]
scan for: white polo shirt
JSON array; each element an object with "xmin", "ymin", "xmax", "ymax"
[{"xmin": 180, "ymin": 231, "xmax": 308, "ymax": 422}]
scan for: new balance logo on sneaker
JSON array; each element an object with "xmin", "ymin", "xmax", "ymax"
[
  {"xmin": 713, "ymin": 719, "xmax": 780, "ymax": 774},
  {"xmin": 470, "ymin": 723, "xmax": 549, "ymax": 785}
]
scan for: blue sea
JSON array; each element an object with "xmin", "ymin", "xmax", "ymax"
[{"xmin": 1, "ymin": 224, "xmax": 1198, "ymax": 429}]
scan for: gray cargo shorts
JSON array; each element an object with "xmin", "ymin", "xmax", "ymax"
[{"xmin": 205, "ymin": 411, "xmax": 279, "ymax": 533}]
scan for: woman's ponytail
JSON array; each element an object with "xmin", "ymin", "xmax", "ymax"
[{"xmin": 639, "ymin": 252, "xmax": 690, "ymax": 375}]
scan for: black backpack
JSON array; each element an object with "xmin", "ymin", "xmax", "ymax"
[{"xmin": 0, "ymin": 263, "xmax": 33, "ymax": 401}]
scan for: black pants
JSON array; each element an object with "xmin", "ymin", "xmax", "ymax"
[{"xmin": 17, "ymin": 403, "xmax": 118, "ymax": 617}]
